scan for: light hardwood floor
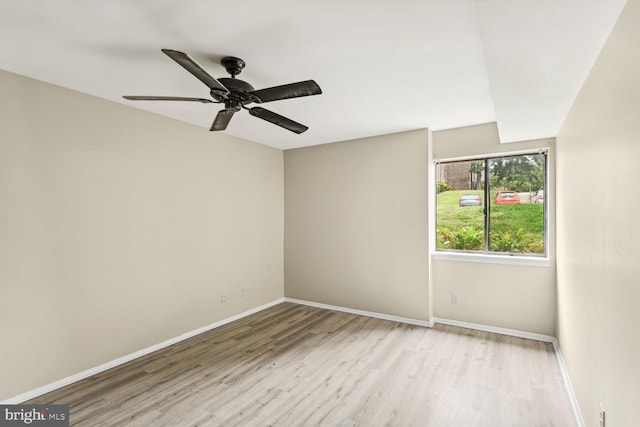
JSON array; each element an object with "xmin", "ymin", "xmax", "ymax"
[{"xmin": 29, "ymin": 303, "xmax": 576, "ymax": 426}]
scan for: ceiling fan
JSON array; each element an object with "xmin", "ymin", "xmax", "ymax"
[{"xmin": 123, "ymin": 49, "xmax": 322, "ymax": 134}]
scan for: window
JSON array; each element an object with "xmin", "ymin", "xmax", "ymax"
[{"xmin": 436, "ymin": 153, "xmax": 546, "ymax": 256}]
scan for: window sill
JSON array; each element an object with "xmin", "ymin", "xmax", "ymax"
[{"xmin": 431, "ymin": 251, "xmax": 551, "ymax": 267}]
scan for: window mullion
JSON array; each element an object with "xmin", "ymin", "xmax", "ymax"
[{"xmin": 483, "ymin": 158, "xmax": 490, "ymax": 253}]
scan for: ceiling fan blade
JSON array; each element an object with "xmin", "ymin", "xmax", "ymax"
[
  {"xmin": 161, "ymin": 49, "xmax": 230, "ymax": 94},
  {"xmin": 249, "ymin": 107, "xmax": 308, "ymax": 134},
  {"xmin": 210, "ymin": 109, "xmax": 235, "ymax": 131},
  {"xmin": 251, "ymin": 80, "xmax": 322, "ymax": 103},
  {"xmin": 123, "ymin": 96, "xmax": 214, "ymax": 103}
]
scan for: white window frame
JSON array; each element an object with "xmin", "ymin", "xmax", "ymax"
[{"xmin": 431, "ymin": 148, "xmax": 551, "ymax": 267}]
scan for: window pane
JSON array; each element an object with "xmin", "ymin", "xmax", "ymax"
[
  {"xmin": 488, "ymin": 154, "xmax": 545, "ymax": 255},
  {"xmin": 436, "ymin": 160, "xmax": 485, "ymax": 252}
]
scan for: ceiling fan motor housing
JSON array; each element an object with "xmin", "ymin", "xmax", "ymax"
[{"xmin": 214, "ymin": 77, "xmax": 258, "ymax": 110}]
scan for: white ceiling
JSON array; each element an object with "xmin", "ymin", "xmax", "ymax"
[{"xmin": 0, "ymin": 0, "xmax": 627, "ymax": 149}]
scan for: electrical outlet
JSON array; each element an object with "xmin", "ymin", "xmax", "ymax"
[
  {"xmin": 220, "ymin": 293, "xmax": 227, "ymax": 303},
  {"xmin": 451, "ymin": 292, "xmax": 461, "ymax": 304},
  {"xmin": 599, "ymin": 403, "xmax": 605, "ymax": 427}
]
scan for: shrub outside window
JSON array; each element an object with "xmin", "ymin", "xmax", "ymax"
[{"xmin": 436, "ymin": 153, "xmax": 546, "ymax": 256}]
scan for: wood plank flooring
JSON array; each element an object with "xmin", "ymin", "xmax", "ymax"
[{"xmin": 29, "ymin": 303, "xmax": 576, "ymax": 426}]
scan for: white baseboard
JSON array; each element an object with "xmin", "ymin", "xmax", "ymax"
[
  {"xmin": 432, "ymin": 317, "xmax": 555, "ymax": 342},
  {"xmin": 433, "ymin": 317, "xmax": 584, "ymax": 427},
  {"xmin": 284, "ymin": 297, "xmax": 433, "ymax": 327},
  {"xmin": 551, "ymin": 339, "xmax": 585, "ymax": 427},
  {"xmin": 2, "ymin": 298, "xmax": 285, "ymax": 404}
]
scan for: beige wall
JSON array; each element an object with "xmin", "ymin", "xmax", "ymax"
[
  {"xmin": 556, "ymin": 0, "xmax": 640, "ymax": 425},
  {"xmin": 432, "ymin": 122, "xmax": 554, "ymax": 160},
  {"xmin": 432, "ymin": 123, "xmax": 556, "ymax": 335},
  {"xmin": 432, "ymin": 260, "xmax": 555, "ymax": 334},
  {"xmin": 284, "ymin": 130, "xmax": 430, "ymax": 320},
  {"xmin": 0, "ymin": 70, "xmax": 284, "ymax": 400}
]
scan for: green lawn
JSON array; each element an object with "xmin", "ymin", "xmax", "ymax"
[{"xmin": 436, "ymin": 190, "xmax": 544, "ymax": 254}]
